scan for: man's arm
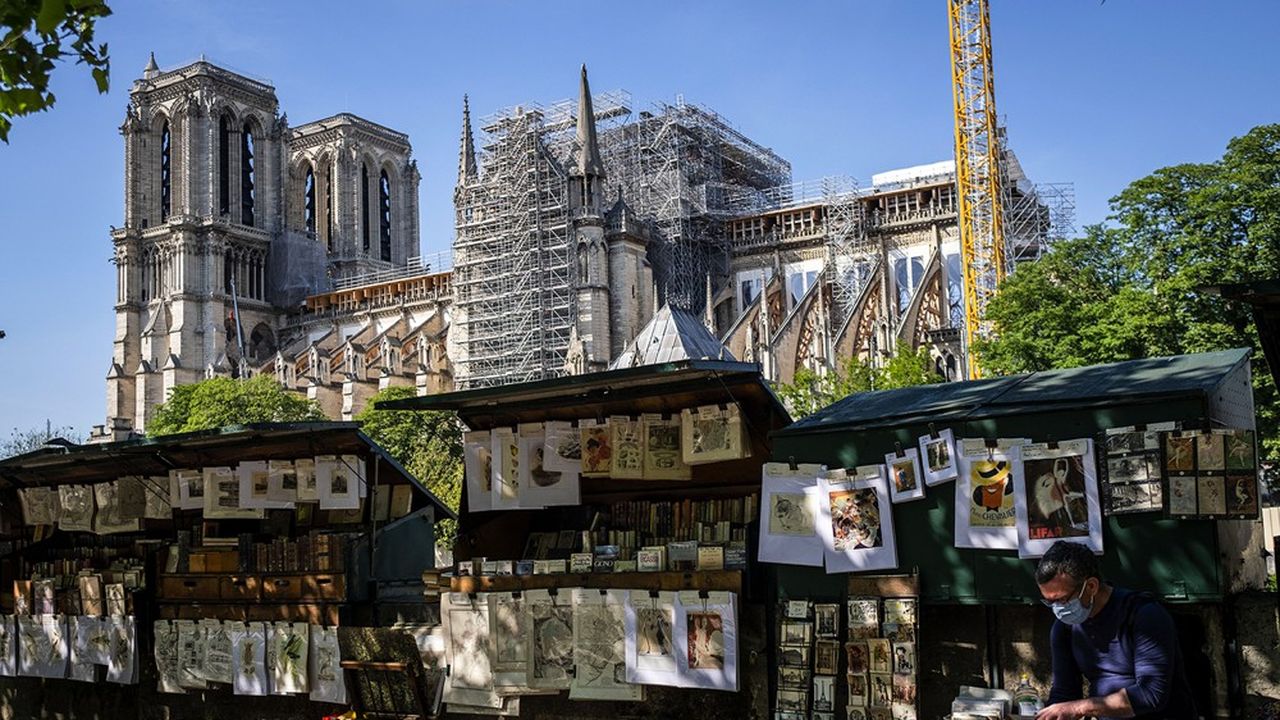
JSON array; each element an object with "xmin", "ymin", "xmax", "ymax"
[
  {"xmin": 1038, "ymin": 689, "xmax": 1134, "ymax": 720},
  {"xmin": 1046, "ymin": 620, "xmax": 1083, "ymax": 704}
]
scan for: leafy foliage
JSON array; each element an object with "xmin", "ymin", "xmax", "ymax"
[
  {"xmin": 776, "ymin": 346, "xmax": 943, "ymax": 419},
  {"xmin": 0, "ymin": 0, "xmax": 112, "ymax": 142},
  {"xmin": 147, "ymin": 375, "xmax": 327, "ymax": 436},
  {"xmin": 978, "ymin": 124, "xmax": 1280, "ymax": 471},
  {"xmin": 356, "ymin": 386, "xmax": 462, "ymax": 546},
  {"xmin": 1, "ymin": 422, "xmax": 83, "ymax": 457}
]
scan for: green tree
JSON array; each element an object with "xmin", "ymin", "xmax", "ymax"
[
  {"xmin": 776, "ymin": 346, "xmax": 943, "ymax": 419},
  {"xmin": 356, "ymin": 386, "xmax": 462, "ymax": 545},
  {"xmin": 1, "ymin": 0, "xmax": 112, "ymax": 142},
  {"xmin": 1, "ymin": 421, "xmax": 83, "ymax": 457},
  {"xmin": 148, "ymin": 375, "xmax": 326, "ymax": 436},
  {"xmin": 978, "ymin": 123, "xmax": 1280, "ymax": 468}
]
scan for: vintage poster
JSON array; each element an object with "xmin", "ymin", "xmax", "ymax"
[
  {"xmin": 58, "ymin": 484, "xmax": 95, "ymax": 532},
  {"xmin": 954, "ymin": 439, "xmax": 1025, "ymax": 550},
  {"xmin": 918, "ymin": 428, "xmax": 959, "ymax": 486},
  {"xmin": 517, "ymin": 423, "xmax": 580, "ymax": 509},
  {"xmin": 680, "ymin": 403, "xmax": 746, "ymax": 466},
  {"xmin": 269, "ymin": 621, "xmax": 310, "ymax": 694},
  {"xmin": 579, "ymin": 419, "xmax": 613, "ymax": 478},
  {"xmin": 1226, "ymin": 429, "xmax": 1257, "ymax": 471},
  {"xmin": 525, "ymin": 588, "xmax": 575, "ymax": 691},
  {"xmin": 443, "ymin": 592, "xmax": 500, "ymax": 707},
  {"xmin": 308, "ymin": 625, "xmax": 347, "ymax": 705},
  {"xmin": 105, "ymin": 615, "xmax": 137, "ymax": 684},
  {"xmin": 463, "ymin": 430, "xmax": 494, "ymax": 512},
  {"xmin": 19, "ymin": 486, "xmax": 58, "ymax": 526},
  {"xmin": 846, "ymin": 641, "xmax": 868, "ymax": 675},
  {"xmin": 674, "ymin": 590, "xmax": 738, "ymax": 691},
  {"xmin": 94, "ymin": 481, "xmax": 141, "ymax": 534},
  {"xmin": 203, "ymin": 466, "xmax": 264, "ymax": 520},
  {"xmin": 624, "ymin": 589, "xmax": 683, "ymax": 687},
  {"xmin": 818, "ymin": 467, "xmax": 897, "ymax": 574},
  {"xmin": 641, "ymin": 413, "xmax": 692, "ymax": 480},
  {"xmin": 265, "ymin": 460, "xmax": 299, "ymax": 505},
  {"xmin": 542, "ymin": 421, "xmax": 582, "ymax": 473},
  {"xmin": 490, "ymin": 427, "xmax": 521, "ymax": 509},
  {"xmin": 570, "ymin": 588, "xmax": 643, "ymax": 700},
  {"xmin": 171, "ymin": 468, "xmax": 205, "ymax": 510},
  {"xmin": 1099, "ymin": 423, "xmax": 1178, "ymax": 515},
  {"xmin": 316, "ymin": 455, "xmax": 362, "ymax": 511},
  {"xmin": 610, "ymin": 416, "xmax": 645, "ymax": 480},
  {"xmin": 152, "ymin": 620, "xmax": 183, "ymax": 693},
  {"xmin": 230, "ymin": 622, "xmax": 267, "ymax": 696},
  {"xmin": 0, "ymin": 616, "xmax": 16, "ymax": 677},
  {"xmin": 1015, "ymin": 439, "xmax": 1103, "ymax": 559},
  {"xmin": 1164, "ymin": 433, "xmax": 1195, "ymax": 473},
  {"xmin": 487, "ymin": 592, "xmax": 531, "ymax": 688},
  {"xmin": 758, "ymin": 462, "xmax": 826, "ymax": 567},
  {"xmin": 885, "ymin": 449, "xmax": 925, "ymax": 504}
]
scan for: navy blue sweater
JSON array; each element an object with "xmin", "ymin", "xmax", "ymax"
[{"xmin": 1048, "ymin": 587, "xmax": 1196, "ymax": 719}]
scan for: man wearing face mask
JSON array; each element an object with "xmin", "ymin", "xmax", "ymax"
[{"xmin": 1035, "ymin": 541, "xmax": 1196, "ymax": 720}]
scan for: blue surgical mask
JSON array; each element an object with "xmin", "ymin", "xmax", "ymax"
[{"xmin": 1046, "ymin": 583, "xmax": 1094, "ymax": 625}]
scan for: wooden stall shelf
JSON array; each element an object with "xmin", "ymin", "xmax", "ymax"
[
  {"xmin": 450, "ymin": 569, "xmax": 743, "ymax": 596},
  {"xmin": 219, "ymin": 575, "xmax": 261, "ymax": 602}
]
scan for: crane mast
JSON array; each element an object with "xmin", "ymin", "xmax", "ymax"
[{"xmin": 947, "ymin": 0, "xmax": 1006, "ymax": 379}]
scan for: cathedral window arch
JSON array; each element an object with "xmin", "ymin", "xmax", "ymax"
[
  {"xmin": 218, "ymin": 113, "xmax": 231, "ymax": 215},
  {"xmin": 360, "ymin": 162, "xmax": 371, "ymax": 252},
  {"xmin": 160, "ymin": 121, "xmax": 171, "ymax": 222},
  {"xmin": 303, "ymin": 164, "xmax": 316, "ymax": 234},
  {"xmin": 379, "ymin": 169, "xmax": 392, "ymax": 261},
  {"xmin": 241, "ymin": 122, "xmax": 256, "ymax": 227}
]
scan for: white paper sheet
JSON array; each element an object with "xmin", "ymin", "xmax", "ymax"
[
  {"xmin": 570, "ymin": 588, "xmax": 643, "ymax": 700},
  {"xmin": 885, "ymin": 448, "xmax": 926, "ymax": 504},
  {"xmin": 171, "ymin": 469, "xmax": 204, "ymax": 510},
  {"xmin": 674, "ymin": 590, "xmax": 738, "ymax": 691},
  {"xmin": 316, "ymin": 455, "xmax": 361, "ymax": 511},
  {"xmin": 525, "ymin": 588, "xmax": 575, "ymax": 690},
  {"xmin": 487, "ymin": 592, "xmax": 530, "ymax": 688},
  {"xmin": 153, "ymin": 620, "xmax": 184, "ymax": 693},
  {"xmin": 609, "ymin": 417, "xmax": 645, "ymax": 480},
  {"xmin": 491, "ymin": 428, "xmax": 521, "ymax": 510},
  {"xmin": 955, "ymin": 440, "xmax": 1024, "ymax": 550},
  {"xmin": 19, "ymin": 487, "xmax": 58, "ymax": 526},
  {"xmin": 641, "ymin": 414, "xmax": 692, "ymax": 480},
  {"xmin": 308, "ymin": 625, "xmax": 347, "ymax": 704},
  {"xmin": 623, "ymin": 589, "xmax": 683, "ymax": 687},
  {"xmin": 0, "ymin": 615, "xmax": 17, "ymax": 676},
  {"xmin": 231, "ymin": 622, "xmax": 267, "ymax": 696},
  {"xmin": 1016, "ymin": 439, "xmax": 1103, "ymax": 559},
  {"xmin": 75, "ymin": 614, "xmax": 111, "ymax": 666},
  {"xmin": 517, "ymin": 425, "xmax": 580, "ymax": 509},
  {"xmin": 464, "ymin": 430, "xmax": 495, "ymax": 512},
  {"xmin": 818, "ymin": 467, "xmax": 898, "ymax": 573},
  {"xmin": 542, "ymin": 421, "xmax": 581, "ymax": 474},
  {"xmin": 918, "ymin": 428, "xmax": 959, "ymax": 486},
  {"xmin": 176, "ymin": 619, "xmax": 208, "ymax": 688},
  {"xmin": 270, "ymin": 621, "xmax": 310, "ymax": 694},
  {"xmin": 758, "ymin": 462, "xmax": 827, "ymax": 567},
  {"xmin": 199, "ymin": 618, "xmax": 234, "ymax": 685},
  {"xmin": 240, "ymin": 461, "xmax": 292, "ymax": 510},
  {"xmin": 443, "ymin": 592, "xmax": 500, "ymax": 707},
  {"xmin": 105, "ymin": 615, "xmax": 137, "ymax": 684}
]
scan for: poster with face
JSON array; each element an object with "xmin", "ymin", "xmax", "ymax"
[
  {"xmin": 758, "ymin": 462, "xmax": 826, "ymax": 567},
  {"xmin": 570, "ymin": 588, "xmax": 643, "ymax": 701},
  {"xmin": 918, "ymin": 428, "xmax": 959, "ymax": 485},
  {"xmin": 674, "ymin": 590, "xmax": 737, "ymax": 691},
  {"xmin": 610, "ymin": 416, "xmax": 645, "ymax": 480},
  {"xmin": 884, "ymin": 449, "xmax": 925, "ymax": 504},
  {"xmin": 443, "ymin": 592, "xmax": 499, "ymax": 707},
  {"xmin": 579, "ymin": 420, "xmax": 613, "ymax": 478},
  {"xmin": 517, "ymin": 424, "xmax": 580, "ymax": 509},
  {"xmin": 641, "ymin": 414, "xmax": 692, "ymax": 480},
  {"xmin": 819, "ymin": 468, "xmax": 897, "ymax": 574},
  {"xmin": 463, "ymin": 430, "xmax": 494, "ymax": 512},
  {"xmin": 1015, "ymin": 439, "xmax": 1103, "ymax": 559},
  {"xmin": 624, "ymin": 589, "xmax": 683, "ymax": 687},
  {"xmin": 954, "ymin": 439, "xmax": 1025, "ymax": 550}
]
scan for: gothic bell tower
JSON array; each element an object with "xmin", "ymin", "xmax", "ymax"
[{"xmin": 567, "ymin": 65, "xmax": 611, "ymax": 374}]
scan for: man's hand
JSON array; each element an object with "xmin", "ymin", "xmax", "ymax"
[{"xmin": 1037, "ymin": 700, "xmax": 1086, "ymax": 720}]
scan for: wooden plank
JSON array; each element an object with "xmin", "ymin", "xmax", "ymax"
[
  {"xmin": 449, "ymin": 570, "xmax": 742, "ymax": 595},
  {"xmin": 847, "ymin": 574, "xmax": 919, "ymax": 598}
]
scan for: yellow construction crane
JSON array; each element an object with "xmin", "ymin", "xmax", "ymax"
[{"xmin": 947, "ymin": 0, "xmax": 1006, "ymax": 379}]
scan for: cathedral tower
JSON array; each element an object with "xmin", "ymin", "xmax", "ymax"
[{"xmin": 567, "ymin": 65, "xmax": 611, "ymax": 373}]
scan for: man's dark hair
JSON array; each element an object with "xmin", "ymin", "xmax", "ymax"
[{"xmin": 1035, "ymin": 541, "xmax": 1101, "ymax": 585}]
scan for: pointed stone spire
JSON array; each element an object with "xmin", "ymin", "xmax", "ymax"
[
  {"xmin": 575, "ymin": 65, "xmax": 605, "ymax": 178},
  {"xmin": 143, "ymin": 52, "xmax": 160, "ymax": 79},
  {"xmin": 458, "ymin": 95, "xmax": 477, "ymax": 186}
]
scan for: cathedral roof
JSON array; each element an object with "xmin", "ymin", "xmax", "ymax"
[{"xmin": 609, "ymin": 304, "xmax": 735, "ymax": 370}]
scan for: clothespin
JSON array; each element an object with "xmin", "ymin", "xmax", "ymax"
[
  {"xmin": 984, "ymin": 437, "xmax": 998, "ymax": 460},
  {"xmin": 928, "ymin": 423, "xmax": 940, "ymax": 440},
  {"xmin": 1046, "ymin": 435, "xmax": 1059, "ymax": 451},
  {"xmin": 467, "ymin": 592, "xmax": 478, "ymax": 605},
  {"xmin": 1133, "ymin": 423, "xmax": 1147, "ymax": 433},
  {"xmin": 548, "ymin": 587, "xmax": 559, "ymax": 597},
  {"xmin": 788, "ymin": 456, "xmax": 798, "ymax": 471},
  {"xmin": 598, "ymin": 588, "xmax": 608, "ymax": 597},
  {"xmin": 596, "ymin": 408, "xmax": 606, "ymax": 425},
  {"xmin": 512, "ymin": 590, "xmax": 522, "ymax": 599},
  {"xmin": 698, "ymin": 588, "xmax": 710, "ymax": 611},
  {"xmin": 894, "ymin": 441, "xmax": 905, "ymax": 459}
]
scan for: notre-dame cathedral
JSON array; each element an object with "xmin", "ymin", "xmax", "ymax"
[{"xmin": 100, "ymin": 55, "xmax": 1066, "ymax": 440}]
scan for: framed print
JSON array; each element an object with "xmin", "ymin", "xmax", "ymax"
[
  {"xmin": 954, "ymin": 439, "xmax": 1022, "ymax": 550},
  {"xmin": 884, "ymin": 449, "xmax": 925, "ymax": 504},
  {"xmin": 758, "ymin": 462, "xmax": 825, "ymax": 567},
  {"xmin": 1015, "ymin": 439, "xmax": 1103, "ymax": 559},
  {"xmin": 818, "ymin": 468, "xmax": 897, "ymax": 574},
  {"xmin": 918, "ymin": 428, "xmax": 958, "ymax": 486}
]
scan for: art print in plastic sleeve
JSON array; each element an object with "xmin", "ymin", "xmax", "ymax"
[
  {"xmin": 674, "ymin": 590, "xmax": 738, "ymax": 691},
  {"xmin": 309, "ymin": 625, "xmax": 347, "ymax": 705},
  {"xmin": 610, "ymin": 416, "xmax": 645, "ymax": 480},
  {"xmin": 141, "ymin": 476, "xmax": 172, "ymax": 519},
  {"xmin": 266, "ymin": 460, "xmax": 299, "ymax": 504},
  {"xmin": 579, "ymin": 419, "xmax": 613, "ymax": 477},
  {"xmin": 1197, "ymin": 476, "xmax": 1227, "ymax": 516},
  {"xmin": 153, "ymin": 620, "xmax": 184, "ymax": 693},
  {"xmin": 918, "ymin": 428, "xmax": 959, "ymax": 486},
  {"xmin": 269, "ymin": 622, "xmax": 310, "ymax": 694},
  {"xmin": 67, "ymin": 617, "xmax": 95, "ymax": 682},
  {"xmin": 94, "ymin": 480, "xmax": 141, "ymax": 534},
  {"xmin": 490, "ymin": 428, "xmax": 521, "ymax": 509},
  {"xmin": 105, "ymin": 615, "xmax": 137, "ymax": 684},
  {"xmin": 885, "ymin": 449, "xmax": 925, "ymax": 504},
  {"xmin": 230, "ymin": 622, "xmax": 267, "ymax": 696},
  {"xmin": 316, "ymin": 455, "xmax": 362, "ymax": 511},
  {"xmin": 758, "ymin": 462, "xmax": 826, "ymax": 567},
  {"xmin": 1226, "ymin": 474, "xmax": 1260, "ymax": 518},
  {"xmin": 517, "ymin": 424, "xmax": 580, "ymax": 509},
  {"xmin": 954, "ymin": 440, "xmax": 1022, "ymax": 550},
  {"xmin": 20, "ymin": 614, "xmax": 68, "ymax": 678},
  {"xmin": 819, "ymin": 468, "xmax": 898, "ymax": 573},
  {"xmin": 443, "ymin": 593, "xmax": 500, "ymax": 708},
  {"xmin": 1015, "ymin": 439, "xmax": 1102, "ymax": 559},
  {"xmin": 487, "ymin": 592, "xmax": 531, "ymax": 689},
  {"xmin": 58, "ymin": 484, "xmax": 95, "ymax": 532},
  {"xmin": 198, "ymin": 619, "xmax": 233, "ymax": 685},
  {"xmin": 240, "ymin": 460, "xmax": 289, "ymax": 510},
  {"xmin": 74, "ymin": 615, "xmax": 110, "ymax": 666},
  {"xmin": 570, "ymin": 588, "xmax": 644, "ymax": 700},
  {"xmin": 463, "ymin": 430, "xmax": 494, "ymax": 512},
  {"xmin": 1100, "ymin": 425, "xmax": 1170, "ymax": 516},
  {"xmin": 681, "ymin": 404, "xmax": 746, "ymax": 466},
  {"xmin": 542, "ymin": 421, "xmax": 582, "ymax": 474},
  {"xmin": 525, "ymin": 588, "xmax": 575, "ymax": 690},
  {"xmin": 641, "ymin": 414, "xmax": 692, "ymax": 480},
  {"xmin": 624, "ymin": 589, "xmax": 684, "ymax": 687},
  {"xmin": 19, "ymin": 486, "xmax": 58, "ymax": 526}
]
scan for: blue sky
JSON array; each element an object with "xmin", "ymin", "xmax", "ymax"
[{"xmin": 1, "ymin": 0, "xmax": 1277, "ymax": 438}]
